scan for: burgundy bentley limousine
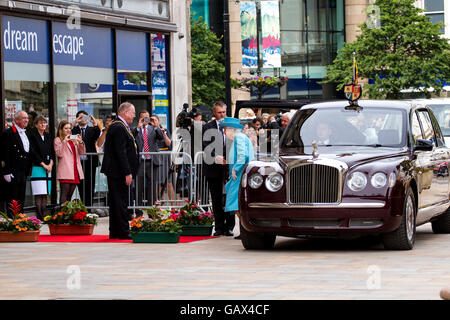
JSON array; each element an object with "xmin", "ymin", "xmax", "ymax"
[{"xmin": 238, "ymin": 100, "xmax": 450, "ymax": 250}]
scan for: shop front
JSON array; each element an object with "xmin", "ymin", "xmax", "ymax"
[{"xmin": 0, "ymin": 9, "xmax": 174, "ymax": 209}]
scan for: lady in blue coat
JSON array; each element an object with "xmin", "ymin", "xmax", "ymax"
[{"xmin": 220, "ymin": 117, "xmax": 255, "ymax": 218}]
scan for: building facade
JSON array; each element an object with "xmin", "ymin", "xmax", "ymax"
[
  {"xmin": 1, "ymin": 0, "xmax": 190, "ymax": 133},
  {"xmin": 0, "ymin": 0, "xmax": 191, "ymax": 207}
]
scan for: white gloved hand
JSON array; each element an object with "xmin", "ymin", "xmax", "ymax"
[{"xmin": 3, "ymin": 174, "xmax": 13, "ymax": 183}]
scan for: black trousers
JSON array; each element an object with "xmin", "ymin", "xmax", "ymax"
[
  {"xmin": 78, "ymin": 160, "xmax": 97, "ymax": 207},
  {"xmin": 207, "ymin": 176, "xmax": 234, "ymax": 233},
  {"xmin": 6, "ymin": 172, "xmax": 27, "ymax": 217},
  {"xmin": 107, "ymin": 176, "xmax": 130, "ymax": 238}
]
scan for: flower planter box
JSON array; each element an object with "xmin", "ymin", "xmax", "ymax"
[
  {"xmin": 181, "ymin": 225, "xmax": 213, "ymax": 236},
  {"xmin": 0, "ymin": 230, "xmax": 40, "ymax": 242},
  {"xmin": 131, "ymin": 232, "xmax": 180, "ymax": 243},
  {"xmin": 48, "ymin": 224, "xmax": 94, "ymax": 235}
]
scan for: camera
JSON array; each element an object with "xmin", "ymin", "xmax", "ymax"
[
  {"xmin": 69, "ymin": 135, "xmax": 78, "ymax": 140},
  {"xmin": 82, "ymin": 115, "xmax": 90, "ymax": 121},
  {"xmin": 142, "ymin": 117, "xmax": 150, "ymax": 123}
]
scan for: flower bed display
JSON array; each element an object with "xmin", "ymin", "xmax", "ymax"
[
  {"xmin": 43, "ymin": 200, "xmax": 98, "ymax": 235},
  {"xmin": 0, "ymin": 200, "xmax": 42, "ymax": 242}
]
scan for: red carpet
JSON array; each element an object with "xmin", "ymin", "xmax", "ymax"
[{"xmin": 38, "ymin": 235, "xmax": 216, "ymax": 243}]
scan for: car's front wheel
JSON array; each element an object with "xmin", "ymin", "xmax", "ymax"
[
  {"xmin": 240, "ymin": 223, "xmax": 276, "ymax": 250},
  {"xmin": 382, "ymin": 187, "xmax": 416, "ymax": 250}
]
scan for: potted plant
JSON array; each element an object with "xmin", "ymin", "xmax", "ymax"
[
  {"xmin": 0, "ymin": 200, "xmax": 42, "ymax": 242},
  {"xmin": 169, "ymin": 200, "xmax": 214, "ymax": 236},
  {"xmin": 43, "ymin": 200, "xmax": 98, "ymax": 235},
  {"xmin": 231, "ymin": 75, "xmax": 289, "ymax": 100},
  {"xmin": 130, "ymin": 212, "xmax": 182, "ymax": 243}
]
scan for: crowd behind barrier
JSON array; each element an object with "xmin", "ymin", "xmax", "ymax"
[{"xmin": 0, "ymin": 107, "xmax": 289, "ymax": 225}]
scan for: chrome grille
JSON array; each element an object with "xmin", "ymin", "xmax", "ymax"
[{"xmin": 288, "ymin": 164, "xmax": 340, "ymax": 204}]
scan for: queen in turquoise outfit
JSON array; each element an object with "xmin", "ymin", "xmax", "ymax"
[{"xmin": 220, "ymin": 117, "xmax": 255, "ymax": 213}]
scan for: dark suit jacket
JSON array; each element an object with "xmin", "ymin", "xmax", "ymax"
[
  {"xmin": 101, "ymin": 119, "xmax": 139, "ymax": 179},
  {"xmin": 28, "ymin": 128, "xmax": 54, "ymax": 166},
  {"xmin": 1, "ymin": 126, "xmax": 32, "ymax": 176},
  {"xmin": 202, "ymin": 120, "xmax": 226, "ymax": 178},
  {"xmin": 72, "ymin": 125, "xmax": 101, "ymax": 167},
  {"xmin": 132, "ymin": 125, "xmax": 164, "ymax": 166}
]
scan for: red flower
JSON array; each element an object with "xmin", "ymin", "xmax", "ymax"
[
  {"xmin": 73, "ymin": 211, "xmax": 87, "ymax": 221},
  {"xmin": 8, "ymin": 200, "xmax": 22, "ymax": 218}
]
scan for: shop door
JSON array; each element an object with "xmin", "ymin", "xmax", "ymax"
[{"xmin": 118, "ymin": 95, "xmax": 152, "ymax": 129}]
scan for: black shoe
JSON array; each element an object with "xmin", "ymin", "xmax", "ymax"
[
  {"xmin": 224, "ymin": 230, "xmax": 233, "ymax": 236},
  {"xmin": 117, "ymin": 234, "xmax": 132, "ymax": 240},
  {"xmin": 234, "ymin": 235, "xmax": 241, "ymax": 239},
  {"xmin": 213, "ymin": 231, "xmax": 224, "ymax": 236}
]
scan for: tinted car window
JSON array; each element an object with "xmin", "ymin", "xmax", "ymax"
[
  {"xmin": 428, "ymin": 110, "xmax": 445, "ymax": 147},
  {"xmin": 411, "ymin": 112, "xmax": 423, "ymax": 142},
  {"xmin": 282, "ymin": 107, "xmax": 406, "ymax": 148},
  {"xmin": 428, "ymin": 104, "xmax": 450, "ymax": 137},
  {"xmin": 417, "ymin": 110, "xmax": 436, "ymax": 146}
]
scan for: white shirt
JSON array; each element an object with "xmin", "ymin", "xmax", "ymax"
[{"xmin": 14, "ymin": 124, "xmax": 29, "ymax": 153}]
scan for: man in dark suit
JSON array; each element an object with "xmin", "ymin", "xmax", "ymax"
[
  {"xmin": 101, "ymin": 102, "xmax": 139, "ymax": 239},
  {"xmin": 132, "ymin": 110, "xmax": 164, "ymax": 210},
  {"xmin": 202, "ymin": 101, "xmax": 233, "ymax": 236},
  {"xmin": 72, "ymin": 110, "xmax": 101, "ymax": 208},
  {"xmin": 1, "ymin": 110, "xmax": 33, "ymax": 216}
]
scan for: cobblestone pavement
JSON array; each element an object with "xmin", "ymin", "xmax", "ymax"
[{"xmin": 0, "ymin": 216, "xmax": 449, "ymax": 300}]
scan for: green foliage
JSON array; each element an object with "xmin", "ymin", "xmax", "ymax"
[
  {"xmin": 231, "ymin": 76, "xmax": 289, "ymax": 100},
  {"xmin": 323, "ymin": 0, "xmax": 450, "ymax": 99},
  {"xmin": 43, "ymin": 200, "xmax": 98, "ymax": 226},
  {"xmin": 191, "ymin": 15, "xmax": 225, "ymax": 106}
]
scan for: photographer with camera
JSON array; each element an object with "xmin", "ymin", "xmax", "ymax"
[
  {"xmin": 72, "ymin": 110, "xmax": 100, "ymax": 209},
  {"xmin": 132, "ymin": 110, "xmax": 164, "ymax": 212}
]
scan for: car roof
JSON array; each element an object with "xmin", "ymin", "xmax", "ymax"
[
  {"xmin": 407, "ymin": 98, "xmax": 450, "ymax": 105},
  {"xmin": 301, "ymin": 99, "xmax": 416, "ymax": 111}
]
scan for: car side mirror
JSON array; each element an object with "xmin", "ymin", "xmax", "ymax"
[{"xmin": 414, "ymin": 139, "xmax": 433, "ymax": 152}]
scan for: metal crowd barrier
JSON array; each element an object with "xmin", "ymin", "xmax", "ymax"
[{"xmin": 70, "ymin": 151, "xmax": 212, "ymax": 215}]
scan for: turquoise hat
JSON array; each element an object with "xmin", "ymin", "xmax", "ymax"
[{"xmin": 220, "ymin": 117, "xmax": 243, "ymax": 129}]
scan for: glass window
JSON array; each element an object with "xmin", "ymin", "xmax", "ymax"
[
  {"xmin": 417, "ymin": 110, "xmax": 436, "ymax": 145},
  {"xmin": 113, "ymin": 0, "xmax": 169, "ymax": 19},
  {"xmin": 425, "ymin": 0, "xmax": 444, "ymax": 12},
  {"xmin": 4, "ymin": 81, "xmax": 49, "ymax": 131},
  {"xmin": 55, "ymin": 82, "xmax": 112, "ymax": 128},
  {"xmin": 282, "ymin": 107, "xmax": 406, "ymax": 148},
  {"xmin": 426, "ymin": 13, "xmax": 445, "ymax": 33},
  {"xmin": 428, "ymin": 110, "xmax": 445, "ymax": 147},
  {"xmin": 411, "ymin": 112, "xmax": 423, "ymax": 142},
  {"xmin": 428, "ymin": 104, "xmax": 450, "ymax": 137}
]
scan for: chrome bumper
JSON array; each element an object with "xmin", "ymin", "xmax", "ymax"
[{"xmin": 247, "ymin": 201, "xmax": 386, "ymax": 209}]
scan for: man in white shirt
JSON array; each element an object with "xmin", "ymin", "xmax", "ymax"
[{"xmin": 1, "ymin": 110, "xmax": 32, "ymax": 215}]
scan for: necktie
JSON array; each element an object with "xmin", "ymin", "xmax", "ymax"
[
  {"xmin": 143, "ymin": 126, "xmax": 150, "ymax": 159},
  {"xmin": 81, "ymin": 127, "xmax": 85, "ymax": 139}
]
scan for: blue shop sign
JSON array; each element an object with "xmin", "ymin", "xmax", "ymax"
[
  {"xmin": 116, "ymin": 30, "xmax": 149, "ymax": 72},
  {"xmin": 52, "ymin": 22, "xmax": 113, "ymax": 69},
  {"xmin": 2, "ymin": 16, "xmax": 49, "ymax": 64}
]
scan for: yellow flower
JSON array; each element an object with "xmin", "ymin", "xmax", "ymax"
[{"xmin": 44, "ymin": 216, "xmax": 51, "ymax": 222}]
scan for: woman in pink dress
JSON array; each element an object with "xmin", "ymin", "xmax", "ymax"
[{"xmin": 54, "ymin": 120, "xmax": 86, "ymax": 205}]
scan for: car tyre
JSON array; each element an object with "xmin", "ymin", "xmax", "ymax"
[
  {"xmin": 382, "ymin": 187, "xmax": 416, "ymax": 250},
  {"xmin": 431, "ymin": 207, "xmax": 450, "ymax": 234},
  {"xmin": 240, "ymin": 223, "xmax": 276, "ymax": 250}
]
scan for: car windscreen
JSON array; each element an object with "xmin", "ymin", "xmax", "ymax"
[
  {"xmin": 281, "ymin": 107, "xmax": 407, "ymax": 148},
  {"xmin": 428, "ymin": 104, "xmax": 450, "ymax": 137}
]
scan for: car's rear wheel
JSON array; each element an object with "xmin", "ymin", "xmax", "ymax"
[
  {"xmin": 431, "ymin": 206, "xmax": 450, "ymax": 234},
  {"xmin": 240, "ymin": 223, "xmax": 276, "ymax": 250},
  {"xmin": 382, "ymin": 187, "xmax": 416, "ymax": 250}
]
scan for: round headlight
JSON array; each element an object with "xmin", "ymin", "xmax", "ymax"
[
  {"xmin": 248, "ymin": 173, "xmax": 264, "ymax": 189},
  {"xmin": 347, "ymin": 172, "xmax": 367, "ymax": 192},
  {"xmin": 371, "ymin": 172, "xmax": 387, "ymax": 188},
  {"xmin": 265, "ymin": 172, "xmax": 284, "ymax": 192}
]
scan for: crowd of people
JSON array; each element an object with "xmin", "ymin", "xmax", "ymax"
[{"xmin": 0, "ymin": 102, "xmax": 291, "ymax": 239}]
